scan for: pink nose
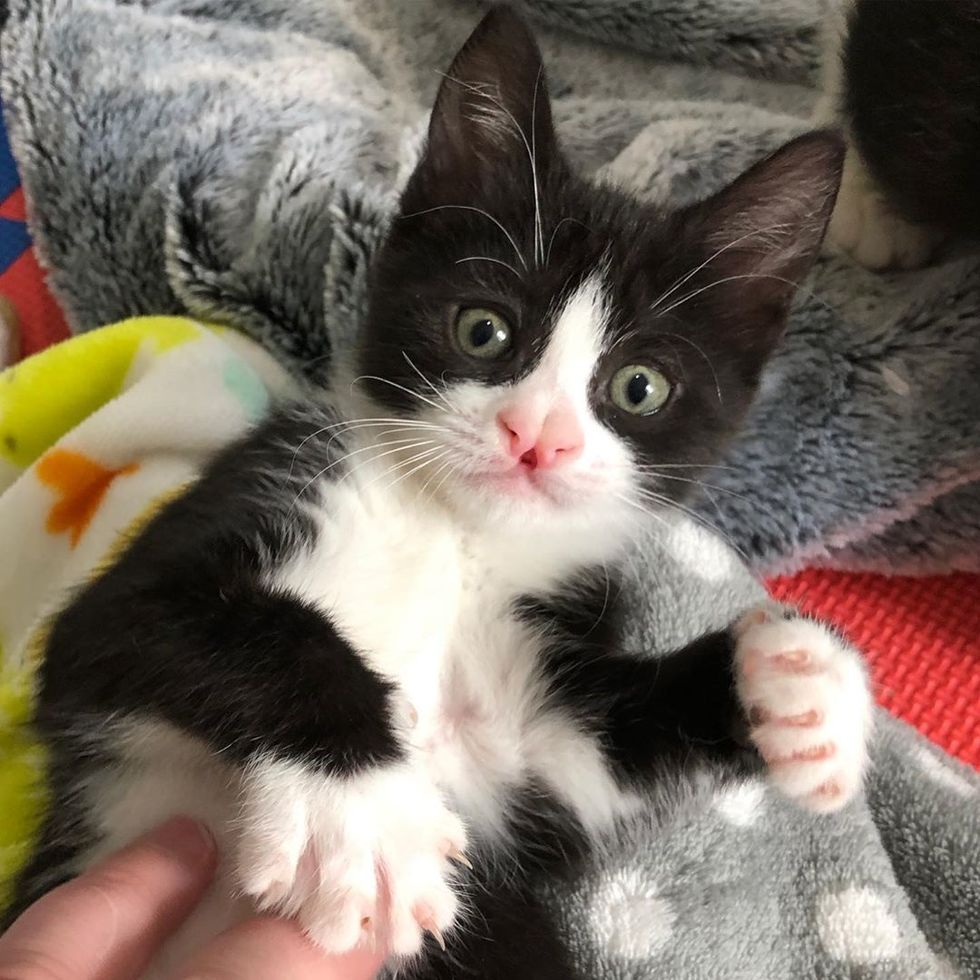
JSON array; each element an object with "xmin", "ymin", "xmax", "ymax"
[{"xmin": 497, "ymin": 404, "xmax": 584, "ymax": 470}]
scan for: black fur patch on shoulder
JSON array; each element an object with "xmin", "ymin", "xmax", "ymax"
[{"xmin": 35, "ymin": 402, "xmax": 402, "ymax": 772}]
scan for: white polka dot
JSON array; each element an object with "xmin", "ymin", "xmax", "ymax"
[
  {"xmin": 713, "ymin": 781, "xmax": 766, "ymax": 827},
  {"xmin": 935, "ymin": 954, "xmax": 965, "ymax": 980},
  {"xmin": 589, "ymin": 869, "xmax": 675, "ymax": 960},
  {"xmin": 817, "ymin": 886, "xmax": 901, "ymax": 964},
  {"xmin": 665, "ymin": 519, "xmax": 737, "ymax": 583},
  {"xmin": 916, "ymin": 746, "xmax": 977, "ymax": 798}
]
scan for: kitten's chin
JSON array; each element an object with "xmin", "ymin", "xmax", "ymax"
[
  {"xmin": 479, "ymin": 466, "xmax": 572, "ymax": 507},
  {"xmin": 439, "ymin": 465, "xmax": 633, "ymax": 538}
]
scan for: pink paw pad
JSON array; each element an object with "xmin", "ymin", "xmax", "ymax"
[{"xmin": 734, "ymin": 607, "xmax": 872, "ymax": 813}]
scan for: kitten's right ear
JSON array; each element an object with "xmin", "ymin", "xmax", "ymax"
[{"xmin": 401, "ymin": 5, "xmax": 559, "ymax": 209}]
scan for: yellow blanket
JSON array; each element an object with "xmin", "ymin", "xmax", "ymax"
[{"xmin": 0, "ymin": 317, "xmax": 293, "ymax": 908}]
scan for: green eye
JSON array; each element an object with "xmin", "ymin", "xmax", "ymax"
[
  {"xmin": 455, "ymin": 307, "xmax": 512, "ymax": 359},
  {"xmin": 609, "ymin": 364, "xmax": 672, "ymax": 415}
]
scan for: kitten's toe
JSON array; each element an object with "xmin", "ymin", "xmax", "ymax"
[
  {"xmin": 383, "ymin": 796, "xmax": 467, "ymax": 956},
  {"xmin": 735, "ymin": 611, "xmax": 873, "ymax": 812},
  {"xmin": 237, "ymin": 761, "xmax": 311, "ymax": 910},
  {"xmin": 236, "ymin": 759, "xmax": 466, "ymax": 956},
  {"xmin": 299, "ymin": 842, "xmax": 378, "ymax": 951}
]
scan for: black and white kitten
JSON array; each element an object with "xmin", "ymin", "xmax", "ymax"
[
  {"xmin": 821, "ymin": 0, "xmax": 980, "ymax": 269},
  {"xmin": 7, "ymin": 8, "xmax": 871, "ymax": 977}
]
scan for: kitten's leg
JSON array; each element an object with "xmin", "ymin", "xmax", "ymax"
[
  {"xmin": 815, "ymin": 1, "xmax": 941, "ymax": 270},
  {"xmin": 580, "ymin": 606, "xmax": 873, "ymax": 811},
  {"xmin": 26, "ymin": 559, "xmax": 466, "ymax": 959},
  {"xmin": 826, "ymin": 150, "xmax": 942, "ymax": 271}
]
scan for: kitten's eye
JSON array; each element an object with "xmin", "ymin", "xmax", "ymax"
[
  {"xmin": 455, "ymin": 307, "xmax": 512, "ymax": 359},
  {"xmin": 609, "ymin": 364, "xmax": 672, "ymax": 415}
]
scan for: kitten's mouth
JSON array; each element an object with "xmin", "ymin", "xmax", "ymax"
[{"xmin": 478, "ymin": 463, "xmax": 569, "ymax": 506}]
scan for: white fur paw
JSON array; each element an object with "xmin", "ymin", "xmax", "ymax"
[
  {"xmin": 236, "ymin": 760, "xmax": 468, "ymax": 956},
  {"xmin": 826, "ymin": 150, "xmax": 941, "ymax": 270},
  {"xmin": 734, "ymin": 605, "xmax": 873, "ymax": 813}
]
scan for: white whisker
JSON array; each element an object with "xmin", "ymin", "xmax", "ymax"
[
  {"xmin": 419, "ymin": 454, "xmax": 457, "ymax": 503},
  {"xmin": 655, "ymin": 274, "xmax": 773, "ymax": 320},
  {"xmin": 455, "ymin": 256, "xmax": 522, "ymax": 279},
  {"xmin": 289, "ymin": 417, "xmax": 444, "ymax": 470},
  {"xmin": 653, "ymin": 331, "xmax": 723, "ymax": 405},
  {"xmin": 402, "ymin": 352, "xmax": 460, "ymax": 413},
  {"xmin": 611, "ymin": 491, "xmax": 672, "ymax": 532},
  {"xmin": 338, "ymin": 444, "xmax": 445, "ymax": 499},
  {"xmin": 605, "ymin": 321, "xmax": 639, "ymax": 357},
  {"xmin": 292, "ymin": 437, "xmax": 437, "ymax": 505},
  {"xmin": 642, "ymin": 471, "xmax": 755, "ymax": 504},
  {"xmin": 324, "ymin": 436, "xmax": 438, "ymax": 477},
  {"xmin": 401, "ymin": 203, "xmax": 527, "ymax": 270},
  {"xmin": 628, "ymin": 485, "xmax": 749, "ymax": 563},
  {"xmin": 351, "ymin": 375, "xmax": 448, "ymax": 415},
  {"xmin": 649, "ymin": 222, "xmax": 794, "ymax": 315},
  {"xmin": 377, "ymin": 447, "xmax": 448, "ymax": 495},
  {"xmin": 529, "ymin": 64, "xmax": 544, "ymax": 266},
  {"xmin": 430, "ymin": 461, "xmax": 460, "ymax": 502},
  {"xmin": 545, "ymin": 216, "xmax": 588, "ymax": 266},
  {"xmin": 437, "ymin": 71, "xmax": 543, "ymax": 267}
]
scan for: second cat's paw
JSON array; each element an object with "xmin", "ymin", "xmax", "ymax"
[
  {"xmin": 237, "ymin": 760, "xmax": 468, "ymax": 956},
  {"xmin": 734, "ymin": 604, "xmax": 873, "ymax": 813},
  {"xmin": 826, "ymin": 150, "xmax": 941, "ymax": 270}
]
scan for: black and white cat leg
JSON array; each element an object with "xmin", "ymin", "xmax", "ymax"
[
  {"xmin": 826, "ymin": 149, "xmax": 942, "ymax": 270},
  {"xmin": 733, "ymin": 603, "xmax": 873, "ymax": 813},
  {"xmin": 236, "ymin": 758, "xmax": 468, "ymax": 956}
]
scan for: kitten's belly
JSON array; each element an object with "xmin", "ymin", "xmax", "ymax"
[
  {"xmin": 415, "ymin": 612, "xmax": 637, "ymax": 841},
  {"xmin": 274, "ymin": 479, "xmax": 632, "ymax": 837}
]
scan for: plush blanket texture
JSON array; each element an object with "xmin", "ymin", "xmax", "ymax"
[{"xmin": 1, "ymin": 0, "xmax": 978, "ymax": 977}]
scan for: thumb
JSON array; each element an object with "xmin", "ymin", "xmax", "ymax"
[
  {"xmin": 0, "ymin": 816, "xmax": 217, "ymax": 980},
  {"xmin": 172, "ymin": 916, "xmax": 382, "ymax": 980}
]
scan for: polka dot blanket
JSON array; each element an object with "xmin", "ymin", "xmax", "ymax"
[{"xmin": 0, "ymin": 317, "xmax": 294, "ymax": 910}]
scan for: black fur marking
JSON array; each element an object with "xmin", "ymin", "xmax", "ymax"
[
  {"xmin": 36, "ymin": 405, "xmax": 403, "ymax": 773},
  {"xmin": 409, "ymin": 871, "xmax": 581, "ymax": 980},
  {"xmin": 844, "ymin": 0, "xmax": 980, "ymax": 235},
  {"xmin": 525, "ymin": 572, "xmax": 749, "ymax": 787}
]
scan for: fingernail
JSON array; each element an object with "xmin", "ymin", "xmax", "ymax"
[{"xmin": 154, "ymin": 816, "xmax": 216, "ymax": 865}]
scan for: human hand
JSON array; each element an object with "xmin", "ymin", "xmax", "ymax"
[{"xmin": 0, "ymin": 816, "xmax": 382, "ymax": 980}]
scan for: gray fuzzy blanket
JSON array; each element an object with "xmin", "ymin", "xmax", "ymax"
[{"xmin": 2, "ymin": 0, "xmax": 979, "ymax": 977}]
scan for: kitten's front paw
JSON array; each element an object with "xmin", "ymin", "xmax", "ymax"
[
  {"xmin": 237, "ymin": 761, "xmax": 467, "ymax": 956},
  {"xmin": 734, "ymin": 604, "xmax": 873, "ymax": 813},
  {"xmin": 827, "ymin": 150, "xmax": 941, "ymax": 270}
]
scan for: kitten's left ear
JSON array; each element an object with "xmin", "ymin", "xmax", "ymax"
[
  {"xmin": 684, "ymin": 131, "xmax": 844, "ymax": 353},
  {"xmin": 402, "ymin": 5, "xmax": 559, "ymax": 207}
]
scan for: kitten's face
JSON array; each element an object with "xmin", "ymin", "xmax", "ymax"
[{"xmin": 356, "ymin": 7, "xmax": 842, "ymax": 534}]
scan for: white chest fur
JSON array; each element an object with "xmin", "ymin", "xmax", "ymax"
[{"xmin": 269, "ymin": 474, "xmax": 633, "ymax": 840}]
